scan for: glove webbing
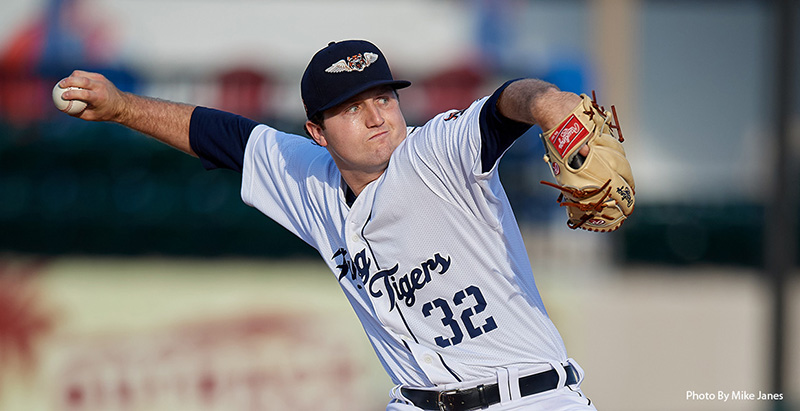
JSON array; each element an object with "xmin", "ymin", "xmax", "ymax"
[
  {"xmin": 587, "ymin": 90, "xmax": 624, "ymax": 143},
  {"xmin": 540, "ymin": 179, "xmax": 614, "ymax": 230}
]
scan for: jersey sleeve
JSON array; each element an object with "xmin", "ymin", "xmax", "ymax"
[
  {"xmin": 189, "ymin": 106, "xmax": 259, "ymax": 172},
  {"xmin": 240, "ymin": 125, "xmax": 338, "ymax": 249},
  {"xmin": 479, "ymin": 79, "xmax": 534, "ymax": 173}
]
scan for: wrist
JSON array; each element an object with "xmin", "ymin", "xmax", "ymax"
[
  {"xmin": 534, "ymin": 90, "xmax": 581, "ymax": 131},
  {"xmin": 113, "ymin": 92, "xmax": 137, "ymax": 125}
]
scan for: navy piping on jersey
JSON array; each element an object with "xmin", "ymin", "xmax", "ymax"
[
  {"xmin": 360, "ymin": 212, "xmax": 380, "ymax": 271},
  {"xmin": 437, "ymin": 352, "xmax": 463, "ymax": 382},
  {"xmin": 360, "ymin": 213, "xmax": 421, "ymax": 344},
  {"xmin": 361, "ymin": 212, "xmax": 462, "ymax": 383},
  {"xmin": 188, "ymin": 79, "xmax": 532, "ymax": 175}
]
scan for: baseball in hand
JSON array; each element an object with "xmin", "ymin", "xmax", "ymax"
[{"xmin": 52, "ymin": 81, "xmax": 88, "ymax": 115}]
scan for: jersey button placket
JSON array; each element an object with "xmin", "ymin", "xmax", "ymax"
[{"xmin": 346, "ymin": 219, "xmax": 362, "ymax": 247}]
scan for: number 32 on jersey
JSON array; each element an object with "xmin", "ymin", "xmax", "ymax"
[{"xmin": 422, "ymin": 285, "xmax": 497, "ymax": 348}]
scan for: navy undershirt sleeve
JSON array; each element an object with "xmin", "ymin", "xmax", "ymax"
[
  {"xmin": 479, "ymin": 79, "xmax": 534, "ymax": 173},
  {"xmin": 189, "ymin": 82, "xmax": 527, "ymax": 174},
  {"xmin": 189, "ymin": 106, "xmax": 259, "ymax": 172}
]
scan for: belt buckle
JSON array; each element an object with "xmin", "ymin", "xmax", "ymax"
[{"xmin": 437, "ymin": 389, "xmax": 459, "ymax": 411}]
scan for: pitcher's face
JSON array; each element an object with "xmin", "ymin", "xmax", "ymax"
[{"xmin": 307, "ymin": 86, "xmax": 407, "ymax": 176}]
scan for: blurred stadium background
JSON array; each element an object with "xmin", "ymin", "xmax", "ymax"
[{"xmin": 0, "ymin": 0, "xmax": 798, "ymax": 410}]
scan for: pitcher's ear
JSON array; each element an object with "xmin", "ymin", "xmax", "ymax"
[{"xmin": 305, "ymin": 120, "xmax": 327, "ymax": 147}]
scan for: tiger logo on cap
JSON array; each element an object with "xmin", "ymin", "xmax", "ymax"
[{"xmin": 325, "ymin": 52, "xmax": 379, "ymax": 73}]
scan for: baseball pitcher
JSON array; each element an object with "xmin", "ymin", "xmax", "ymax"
[{"xmin": 56, "ymin": 40, "xmax": 634, "ymax": 410}]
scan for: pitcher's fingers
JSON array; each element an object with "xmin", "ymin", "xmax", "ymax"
[
  {"xmin": 60, "ymin": 71, "xmax": 106, "ymax": 89},
  {"xmin": 61, "ymin": 87, "xmax": 95, "ymax": 104},
  {"xmin": 60, "ymin": 75, "xmax": 89, "ymax": 90}
]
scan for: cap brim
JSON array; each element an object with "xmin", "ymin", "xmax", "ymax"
[{"xmin": 313, "ymin": 79, "xmax": 411, "ymax": 118}]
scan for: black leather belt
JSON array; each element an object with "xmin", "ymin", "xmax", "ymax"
[{"xmin": 400, "ymin": 365, "xmax": 579, "ymax": 411}]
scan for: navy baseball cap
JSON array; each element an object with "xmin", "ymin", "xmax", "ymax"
[{"xmin": 301, "ymin": 40, "xmax": 411, "ymax": 120}]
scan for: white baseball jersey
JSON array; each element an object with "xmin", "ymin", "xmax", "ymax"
[{"xmin": 237, "ymin": 95, "xmax": 568, "ymax": 387}]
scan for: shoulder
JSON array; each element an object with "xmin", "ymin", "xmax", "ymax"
[
  {"xmin": 392, "ymin": 97, "xmax": 491, "ymax": 173},
  {"xmin": 407, "ymin": 96, "xmax": 490, "ymax": 140},
  {"xmin": 245, "ymin": 124, "xmax": 334, "ymax": 177},
  {"xmin": 248, "ymin": 124, "xmax": 327, "ymax": 157}
]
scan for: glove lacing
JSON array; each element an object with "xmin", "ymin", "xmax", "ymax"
[
  {"xmin": 586, "ymin": 90, "xmax": 624, "ymax": 143},
  {"xmin": 540, "ymin": 179, "xmax": 614, "ymax": 230}
]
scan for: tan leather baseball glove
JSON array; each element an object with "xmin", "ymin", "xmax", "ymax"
[{"xmin": 540, "ymin": 92, "xmax": 635, "ymax": 232}]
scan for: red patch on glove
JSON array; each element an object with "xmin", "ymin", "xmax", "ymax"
[{"xmin": 549, "ymin": 115, "xmax": 589, "ymax": 158}]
